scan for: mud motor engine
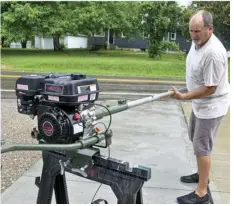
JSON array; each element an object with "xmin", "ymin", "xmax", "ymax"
[{"xmin": 15, "ymin": 73, "xmax": 99, "ymax": 144}]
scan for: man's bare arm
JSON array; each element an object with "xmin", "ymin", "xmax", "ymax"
[{"xmin": 171, "ymin": 85, "xmax": 217, "ymax": 100}]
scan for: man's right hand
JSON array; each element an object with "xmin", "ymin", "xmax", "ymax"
[{"xmin": 170, "ymin": 87, "xmax": 185, "ymax": 100}]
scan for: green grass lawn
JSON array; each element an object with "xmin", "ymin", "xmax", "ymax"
[
  {"xmin": 1, "ymin": 48, "xmax": 186, "ymax": 78},
  {"xmin": 1, "ymin": 48, "xmax": 230, "ymax": 79}
]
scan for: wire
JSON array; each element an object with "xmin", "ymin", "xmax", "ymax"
[
  {"xmin": 92, "ymin": 103, "xmax": 112, "ymax": 134},
  {"xmin": 91, "ymin": 182, "xmax": 103, "ymax": 203},
  {"xmin": 90, "ymin": 103, "xmax": 112, "ymax": 204},
  {"xmin": 91, "ymin": 103, "xmax": 112, "ymax": 149}
]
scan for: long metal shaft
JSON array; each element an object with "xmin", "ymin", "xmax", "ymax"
[
  {"xmin": 95, "ymin": 88, "xmax": 187, "ymax": 119},
  {"xmin": 1, "ymin": 133, "xmax": 106, "ymax": 154},
  {"xmin": 127, "ymin": 90, "xmax": 181, "ymax": 108}
]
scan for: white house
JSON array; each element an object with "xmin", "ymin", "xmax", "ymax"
[
  {"xmin": 34, "ymin": 35, "xmax": 88, "ymax": 49},
  {"xmin": 64, "ymin": 36, "xmax": 88, "ymax": 49},
  {"xmin": 10, "ymin": 41, "xmax": 32, "ymax": 48},
  {"xmin": 34, "ymin": 36, "xmax": 54, "ymax": 49}
]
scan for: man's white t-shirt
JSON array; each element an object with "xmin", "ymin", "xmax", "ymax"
[{"xmin": 186, "ymin": 33, "xmax": 229, "ymax": 119}]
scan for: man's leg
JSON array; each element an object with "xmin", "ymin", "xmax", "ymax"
[
  {"xmin": 196, "ymin": 156, "xmax": 211, "ymax": 197},
  {"xmin": 177, "ymin": 114, "xmax": 223, "ymax": 204},
  {"xmin": 193, "ymin": 115, "xmax": 223, "ymax": 197},
  {"xmin": 180, "ymin": 112, "xmax": 201, "ymax": 183}
]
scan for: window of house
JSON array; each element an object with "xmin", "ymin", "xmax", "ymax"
[
  {"xmin": 121, "ymin": 32, "xmax": 126, "ymax": 38},
  {"xmin": 143, "ymin": 32, "xmax": 150, "ymax": 39},
  {"xmin": 94, "ymin": 32, "xmax": 105, "ymax": 37},
  {"xmin": 170, "ymin": 32, "xmax": 176, "ymax": 41}
]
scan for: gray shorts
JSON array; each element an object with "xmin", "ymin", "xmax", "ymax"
[{"xmin": 188, "ymin": 111, "xmax": 223, "ymax": 156}]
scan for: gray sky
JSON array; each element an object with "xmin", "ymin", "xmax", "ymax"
[{"xmin": 175, "ymin": 0, "xmax": 192, "ymax": 7}]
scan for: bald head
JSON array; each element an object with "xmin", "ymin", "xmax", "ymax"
[
  {"xmin": 190, "ymin": 10, "xmax": 213, "ymax": 28},
  {"xmin": 189, "ymin": 10, "xmax": 213, "ymax": 48},
  {"xmin": 190, "ymin": 13, "xmax": 205, "ymax": 28}
]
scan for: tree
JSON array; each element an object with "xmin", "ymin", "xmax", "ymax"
[
  {"xmin": 1, "ymin": 2, "xmax": 40, "ymax": 48},
  {"xmin": 100, "ymin": 2, "xmax": 140, "ymax": 36},
  {"xmin": 69, "ymin": 1, "xmax": 141, "ymax": 47},
  {"xmin": 35, "ymin": 2, "xmax": 74, "ymax": 51},
  {"xmin": 1, "ymin": 1, "xmax": 140, "ymax": 51},
  {"xmin": 1, "ymin": 2, "xmax": 79, "ymax": 51},
  {"xmin": 179, "ymin": 1, "xmax": 230, "ymax": 50},
  {"xmin": 177, "ymin": 8, "xmax": 194, "ymax": 40},
  {"xmin": 140, "ymin": 1, "xmax": 183, "ymax": 58},
  {"xmin": 1, "ymin": 1, "xmax": 11, "ymax": 47}
]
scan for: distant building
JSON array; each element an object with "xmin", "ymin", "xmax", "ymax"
[
  {"xmin": 10, "ymin": 41, "xmax": 31, "ymax": 49},
  {"xmin": 88, "ymin": 30, "xmax": 192, "ymax": 52},
  {"xmin": 34, "ymin": 36, "xmax": 88, "ymax": 49},
  {"xmin": 9, "ymin": 30, "xmax": 229, "ymax": 55}
]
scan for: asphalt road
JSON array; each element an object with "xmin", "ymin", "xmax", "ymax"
[{"xmin": 1, "ymin": 71, "xmax": 186, "ymax": 100}]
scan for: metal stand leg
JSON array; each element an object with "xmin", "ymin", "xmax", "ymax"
[
  {"xmin": 136, "ymin": 188, "xmax": 143, "ymax": 204},
  {"xmin": 112, "ymin": 181, "xmax": 143, "ymax": 204},
  {"xmin": 54, "ymin": 174, "xmax": 69, "ymax": 204},
  {"xmin": 116, "ymin": 188, "xmax": 143, "ymax": 204},
  {"xmin": 36, "ymin": 164, "xmax": 54, "ymax": 203},
  {"xmin": 36, "ymin": 151, "xmax": 69, "ymax": 204}
]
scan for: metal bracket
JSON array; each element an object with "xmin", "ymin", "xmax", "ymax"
[{"xmin": 59, "ymin": 159, "xmax": 70, "ymax": 175}]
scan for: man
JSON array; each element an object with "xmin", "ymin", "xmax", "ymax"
[{"xmin": 171, "ymin": 10, "xmax": 229, "ymax": 204}]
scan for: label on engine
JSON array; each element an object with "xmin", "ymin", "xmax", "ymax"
[
  {"xmin": 17, "ymin": 84, "xmax": 29, "ymax": 90},
  {"xmin": 77, "ymin": 84, "xmax": 97, "ymax": 94},
  {"xmin": 42, "ymin": 121, "xmax": 54, "ymax": 136},
  {"xmin": 73, "ymin": 123, "xmax": 83, "ymax": 134},
  {"xmin": 78, "ymin": 95, "xmax": 88, "ymax": 102},
  {"xmin": 90, "ymin": 84, "xmax": 96, "ymax": 91},
  {"xmin": 45, "ymin": 84, "xmax": 64, "ymax": 94},
  {"xmin": 90, "ymin": 94, "xmax": 96, "ymax": 101},
  {"xmin": 77, "ymin": 85, "xmax": 90, "ymax": 94},
  {"xmin": 48, "ymin": 95, "xmax": 59, "ymax": 101}
]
